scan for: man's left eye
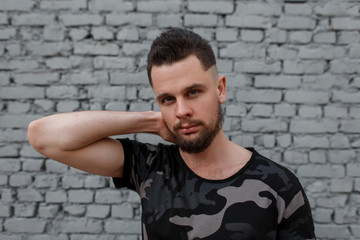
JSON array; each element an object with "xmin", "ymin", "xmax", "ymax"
[{"xmin": 189, "ymin": 89, "xmax": 199, "ymax": 96}]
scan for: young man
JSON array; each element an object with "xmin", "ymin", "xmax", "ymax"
[{"xmin": 28, "ymin": 28, "xmax": 316, "ymax": 239}]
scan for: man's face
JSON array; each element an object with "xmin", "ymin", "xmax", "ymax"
[{"xmin": 151, "ymin": 55, "xmax": 226, "ymax": 154}]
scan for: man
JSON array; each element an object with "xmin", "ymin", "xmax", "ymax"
[{"xmin": 28, "ymin": 28, "xmax": 316, "ymax": 239}]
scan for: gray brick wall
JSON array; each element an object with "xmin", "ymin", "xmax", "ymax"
[{"xmin": 0, "ymin": 0, "xmax": 359, "ymax": 239}]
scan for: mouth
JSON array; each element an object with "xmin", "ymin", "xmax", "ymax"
[{"xmin": 178, "ymin": 124, "xmax": 199, "ymax": 135}]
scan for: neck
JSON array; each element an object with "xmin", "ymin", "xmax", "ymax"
[{"xmin": 179, "ymin": 130, "xmax": 252, "ymax": 180}]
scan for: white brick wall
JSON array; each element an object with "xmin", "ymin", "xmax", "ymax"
[{"xmin": 0, "ymin": 0, "xmax": 359, "ymax": 239}]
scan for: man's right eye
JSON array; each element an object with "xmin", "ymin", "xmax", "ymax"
[{"xmin": 162, "ymin": 97, "xmax": 175, "ymax": 104}]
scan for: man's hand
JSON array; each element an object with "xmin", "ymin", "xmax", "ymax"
[{"xmin": 155, "ymin": 112, "xmax": 176, "ymax": 143}]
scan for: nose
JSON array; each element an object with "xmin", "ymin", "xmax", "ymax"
[{"xmin": 175, "ymin": 99, "xmax": 193, "ymax": 119}]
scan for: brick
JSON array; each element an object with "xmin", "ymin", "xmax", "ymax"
[
  {"xmin": 350, "ymin": 44, "xmax": 360, "ymax": 58},
  {"xmin": 90, "ymin": 0, "xmax": 134, "ymax": 11},
  {"xmin": 94, "ymin": 56, "xmax": 134, "ymax": 70},
  {"xmin": 95, "ymin": 190, "xmax": 123, "ymax": 204},
  {"xmin": 34, "ymin": 175, "xmax": 58, "ymax": 188},
  {"xmin": 293, "ymin": 136, "xmax": 329, "ymax": 148},
  {"xmin": 298, "ymin": 106, "xmax": 322, "ymax": 118},
  {"xmin": 242, "ymin": 119, "xmax": 287, "ymax": 132},
  {"xmin": 235, "ymin": 3, "xmax": 282, "ymax": 16},
  {"xmin": 332, "ymin": 17, "xmax": 360, "ymax": 30},
  {"xmin": 0, "ymin": 145, "xmax": 18, "ymax": 157},
  {"xmin": 4, "ymin": 219, "xmax": 46, "ymax": 233},
  {"xmin": 88, "ymin": 86, "xmax": 125, "ymax": 100},
  {"xmin": 338, "ymin": 31, "xmax": 360, "ymax": 44},
  {"xmin": 38, "ymin": 205, "xmax": 60, "ymax": 219},
  {"xmin": 8, "ymin": 102, "xmax": 30, "ymax": 114},
  {"xmin": 255, "ymin": 135, "xmax": 275, "ymax": 148},
  {"xmin": 333, "ymin": 90, "xmax": 360, "ymax": 103},
  {"xmin": 329, "ymin": 135, "xmax": 350, "ymax": 148},
  {"xmin": 347, "ymin": 163, "xmax": 360, "ymax": 177},
  {"xmin": 225, "ymin": 104, "xmax": 247, "ymax": 117},
  {"xmin": 0, "ymin": 28, "xmax": 16, "ymax": 40},
  {"xmin": 324, "ymin": 105, "xmax": 347, "ymax": 119},
  {"xmin": 235, "ymin": 60, "xmax": 281, "ymax": 74},
  {"xmin": 0, "ymin": 114, "xmax": 41, "ymax": 128},
  {"xmin": 184, "ymin": 14, "xmax": 217, "ymax": 27},
  {"xmin": 276, "ymin": 134, "xmax": 292, "ymax": 148},
  {"xmin": 105, "ymin": 102, "xmax": 127, "ymax": 111},
  {"xmin": 12, "ymin": 14, "xmax": 55, "ymax": 26},
  {"xmin": 302, "ymin": 74, "xmax": 348, "ymax": 90},
  {"xmin": 297, "ymin": 165, "xmax": 345, "ymax": 178},
  {"xmin": 314, "ymin": 208, "xmax": 333, "ymax": 223},
  {"xmin": 254, "ymin": 75, "xmax": 301, "ymax": 89},
  {"xmin": 315, "ymin": 224, "xmax": 351, "ymax": 239},
  {"xmin": 26, "ymin": 42, "xmax": 72, "ymax": 56},
  {"xmin": 106, "ymin": 13, "xmax": 152, "ymax": 26},
  {"xmin": 69, "ymin": 29, "xmax": 88, "ymax": 41},
  {"xmin": 0, "ymin": 59, "xmax": 39, "ymax": 70},
  {"xmin": 299, "ymin": 46, "xmax": 346, "ymax": 60},
  {"xmin": 59, "ymin": 14, "xmax": 103, "ymax": 26},
  {"xmin": 14, "ymin": 203, "xmax": 36, "ymax": 217},
  {"xmin": 110, "ymin": 71, "xmax": 148, "ymax": 85},
  {"xmin": 9, "ymin": 173, "xmax": 32, "ymax": 187},
  {"xmin": 64, "ymin": 205, "xmax": 86, "ymax": 216},
  {"xmin": 40, "ymin": 0, "xmax": 87, "ymax": 10},
  {"xmin": 57, "ymin": 101, "xmax": 79, "ymax": 112},
  {"xmin": 0, "ymin": 204, "xmax": 11, "ymax": 217},
  {"xmin": 340, "ymin": 120, "xmax": 360, "ymax": 133},
  {"xmin": 17, "ymin": 189, "xmax": 43, "ymax": 202},
  {"xmin": 22, "ymin": 159, "xmax": 44, "ymax": 172},
  {"xmin": 268, "ymin": 29, "xmax": 287, "ymax": 43},
  {"xmin": 278, "ymin": 16, "xmax": 316, "ymax": 30},
  {"xmin": 315, "ymin": 1, "xmax": 359, "ymax": 16},
  {"xmin": 284, "ymin": 151, "xmax": 308, "ymax": 164},
  {"xmin": 290, "ymin": 119, "xmax": 338, "ymax": 133},
  {"xmin": 0, "ymin": 175, "xmax": 8, "ymax": 185},
  {"xmin": 74, "ymin": 42, "xmax": 119, "ymax": 55},
  {"xmin": 0, "ymin": 86, "xmax": 44, "ymax": 99},
  {"xmin": 54, "ymin": 219, "xmax": 102, "ymax": 233},
  {"xmin": 0, "ymin": 129, "xmax": 27, "ymax": 142},
  {"xmin": 122, "ymin": 43, "xmax": 151, "ymax": 56},
  {"xmin": 138, "ymin": 1, "xmax": 181, "ymax": 12},
  {"xmin": 216, "ymin": 28, "xmax": 238, "ymax": 41},
  {"xmin": 45, "ymin": 160, "xmax": 69, "ymax": 173},
  {"xmin": 274, "ymin": 104, "xmax": 296, "ymax": 117},
  {"xmin": 129, "ymin": 102, "xmax": 152, "ymax": 111},
  {"xmin": 330, "ymin": 179, "xmax": 353, "ymax": 193},
  {"xmin": 285, "ymin": 90, "xmax": 329, "ymax": 104},
  {"xmin": 284, "ymin": 60, "xmax": 326, "ymax": 74},
  {"xmin": 156, "ymin": 14, "xmax": 183, "ymax": 28},
  {"xmin": 62, "ymin": 175, "xmax": 84, "ymax": 189},
  {"xmin": 117, "ymin": 28, "xmax": 139, "ymax": 41},
  {"xmin": 112, "ymin": 204, "xmax": 134, "ymax": 218},
  {"xmin": 105, "ymin": 220, "xmax": 141, "ymax": 234},
  {"xmin": 236, "ymin": 89, "xmax": 282, "ymax": 103},
  {"xmin": 87, "ymin": 205, "xmax": 110, "ymax": 218},
  {"xmin": 249, "ymin": 104, "xmax": 273, "ymax": 117},
  {"xmin": 241, "ymin": 30, "xmax": 263, "ymax": 42},
  {"xmin": 220, "ymin": 42, "xmax": 265, "ymax": 58},
  {"xmin": 188, "ymin": 1, "xmax": 233, "ymax": 14},
  {"xmin": 14, "ymin": 72, "xmax": 60, "ymax": 85},
  {"xmin": 267, "ymin": 46, "xmax": 297, "ymax": 60},
  {"xmin": 0, "ymin": 0, "xmax": 35, "ymax": 11},
  {"xmin": 226, "ymin": 15, "xmax": 269, "ymax": 28},
  {"xmin": 64, "ymin": 72, "xmax": 98, "ymax": 85},
  {"xmin": 46, "ymin": 86, "xmax": 79, "ymax": 99},
  {"xmin": 313, "ymin": 31, "xmax": 336, "ymax": 44},
  {"xmin": 0, "ymin": 13, "xmax": 7, "ymax": 24},
  {"xmin": 330, "ymin": 59, "xmax": 360, "ymax": 74},
  {"xmin": 91, "ymin": 27, "xmax": 114, "ymax": 40},
  {"xmin": 85, "ymin": 175, "xmax": 107, "ymax": 188},
  {"xmin": 285, "ymin": 3, "xmax": 312, "ymax": 15},
  {"xmin": 45, "ymin": 190, "xmax": 67, "ymax": 203},
  {"xmin": 0, "ymin": 158, "xmax": 21, "ymax": 173},
  {"xmin": 289, "ymin": 31, "xmax": 312, "ymax": 44},
  {"xmin": 317, "ymin": 195, "xmax": 347, "ymax": 208}
]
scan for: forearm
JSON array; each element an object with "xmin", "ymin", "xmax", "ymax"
[{"xmin": 28, "ymin": 111, "xmax": 160, "ymax": 152}]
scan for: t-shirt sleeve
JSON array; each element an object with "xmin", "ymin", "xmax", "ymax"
[
  {"xmin": 112, "ymin": 138, "xmax": 159, "ymax": 193},
  {"xmin": 277, "ymin": 178, "xmax": 316, "ymax": 239}
]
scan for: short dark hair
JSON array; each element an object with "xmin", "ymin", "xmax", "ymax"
[{"xmin": 147, "ymin": 28, "xmax": 216, "ymax": 85}]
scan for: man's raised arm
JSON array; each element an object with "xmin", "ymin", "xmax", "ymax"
[{"xmin": 27, "ymin": 111, "xmax": 172, "ymax": 177}]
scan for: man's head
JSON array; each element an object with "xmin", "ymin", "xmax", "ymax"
[{"xmin": 147, "ymin": 28, "xmax": 216, "ymax": 86}]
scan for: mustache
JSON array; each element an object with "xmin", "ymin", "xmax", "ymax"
[{"xmin": 173, "ymin": 120, "xmax": 204, "ymax": 131}]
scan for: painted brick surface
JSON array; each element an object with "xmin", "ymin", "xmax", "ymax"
[{"xmin": 0, "ymin": 1, "xmax": 359, "ymax": 239}]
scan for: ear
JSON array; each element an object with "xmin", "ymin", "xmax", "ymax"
[{"xmin": 216, "ymin": 75, "xmax": 226, "ymax": 104}]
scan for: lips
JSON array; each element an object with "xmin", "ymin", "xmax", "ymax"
[{"xmin": 178, "ymin": 124, "xmax": 199, "ymax": 134}]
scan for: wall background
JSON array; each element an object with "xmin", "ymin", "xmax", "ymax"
[{"xmin": 0, "ymin": 0, "xmax": 359, "ymax": 239}]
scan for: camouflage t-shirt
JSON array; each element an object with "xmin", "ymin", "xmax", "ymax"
[{"xmin": 113, "ymin": 138, "xmax": 316, "ymax": 240}]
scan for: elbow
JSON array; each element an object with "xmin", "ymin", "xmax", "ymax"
[{"xmin": 27, "ymin": 120, "xmax": 46, "ymax": 152}]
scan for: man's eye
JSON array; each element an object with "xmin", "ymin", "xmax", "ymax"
[
  {"xmin": 162, "ymin": 97, "xmax": 174, "ymax": 104},
  {"xmin": 189, "ymin": 89, "xmax": 199, "ymax": 96}
]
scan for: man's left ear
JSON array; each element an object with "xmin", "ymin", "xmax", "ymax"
[{"xmin": 217, "ymin": 75, "xmax": 226, "ymax": 104}]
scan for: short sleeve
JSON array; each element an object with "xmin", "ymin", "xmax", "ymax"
[{"xmin": 112, "ymin": 138, "xmax": 159, "ymax": 192}]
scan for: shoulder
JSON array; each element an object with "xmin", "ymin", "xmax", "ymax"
[{"xmin": 245, "ymin": 149, "xmax": 303, "ymax": 195}]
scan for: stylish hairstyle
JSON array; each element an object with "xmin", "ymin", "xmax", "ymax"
[{"xmin": 147, "ymin": 28, "xmax": 216, "ymax": 85}]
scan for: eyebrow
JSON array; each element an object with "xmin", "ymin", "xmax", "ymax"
[{"xmin": 156, "ymin": 83, "xmax": 207, "ymax": 102}]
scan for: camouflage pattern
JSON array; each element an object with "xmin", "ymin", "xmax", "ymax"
[{"xmin": 113, "ymin": 138, "xmax": 316, "ymax": 240}]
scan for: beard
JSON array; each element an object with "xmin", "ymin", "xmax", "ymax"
[{"xmin": 171, "ymin": 102, "xmax": 224, "ymax": 154}]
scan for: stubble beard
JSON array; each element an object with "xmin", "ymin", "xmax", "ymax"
[{"xmin": 171, "ymin": 103, "xmax": 224, "ymax": 154}]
